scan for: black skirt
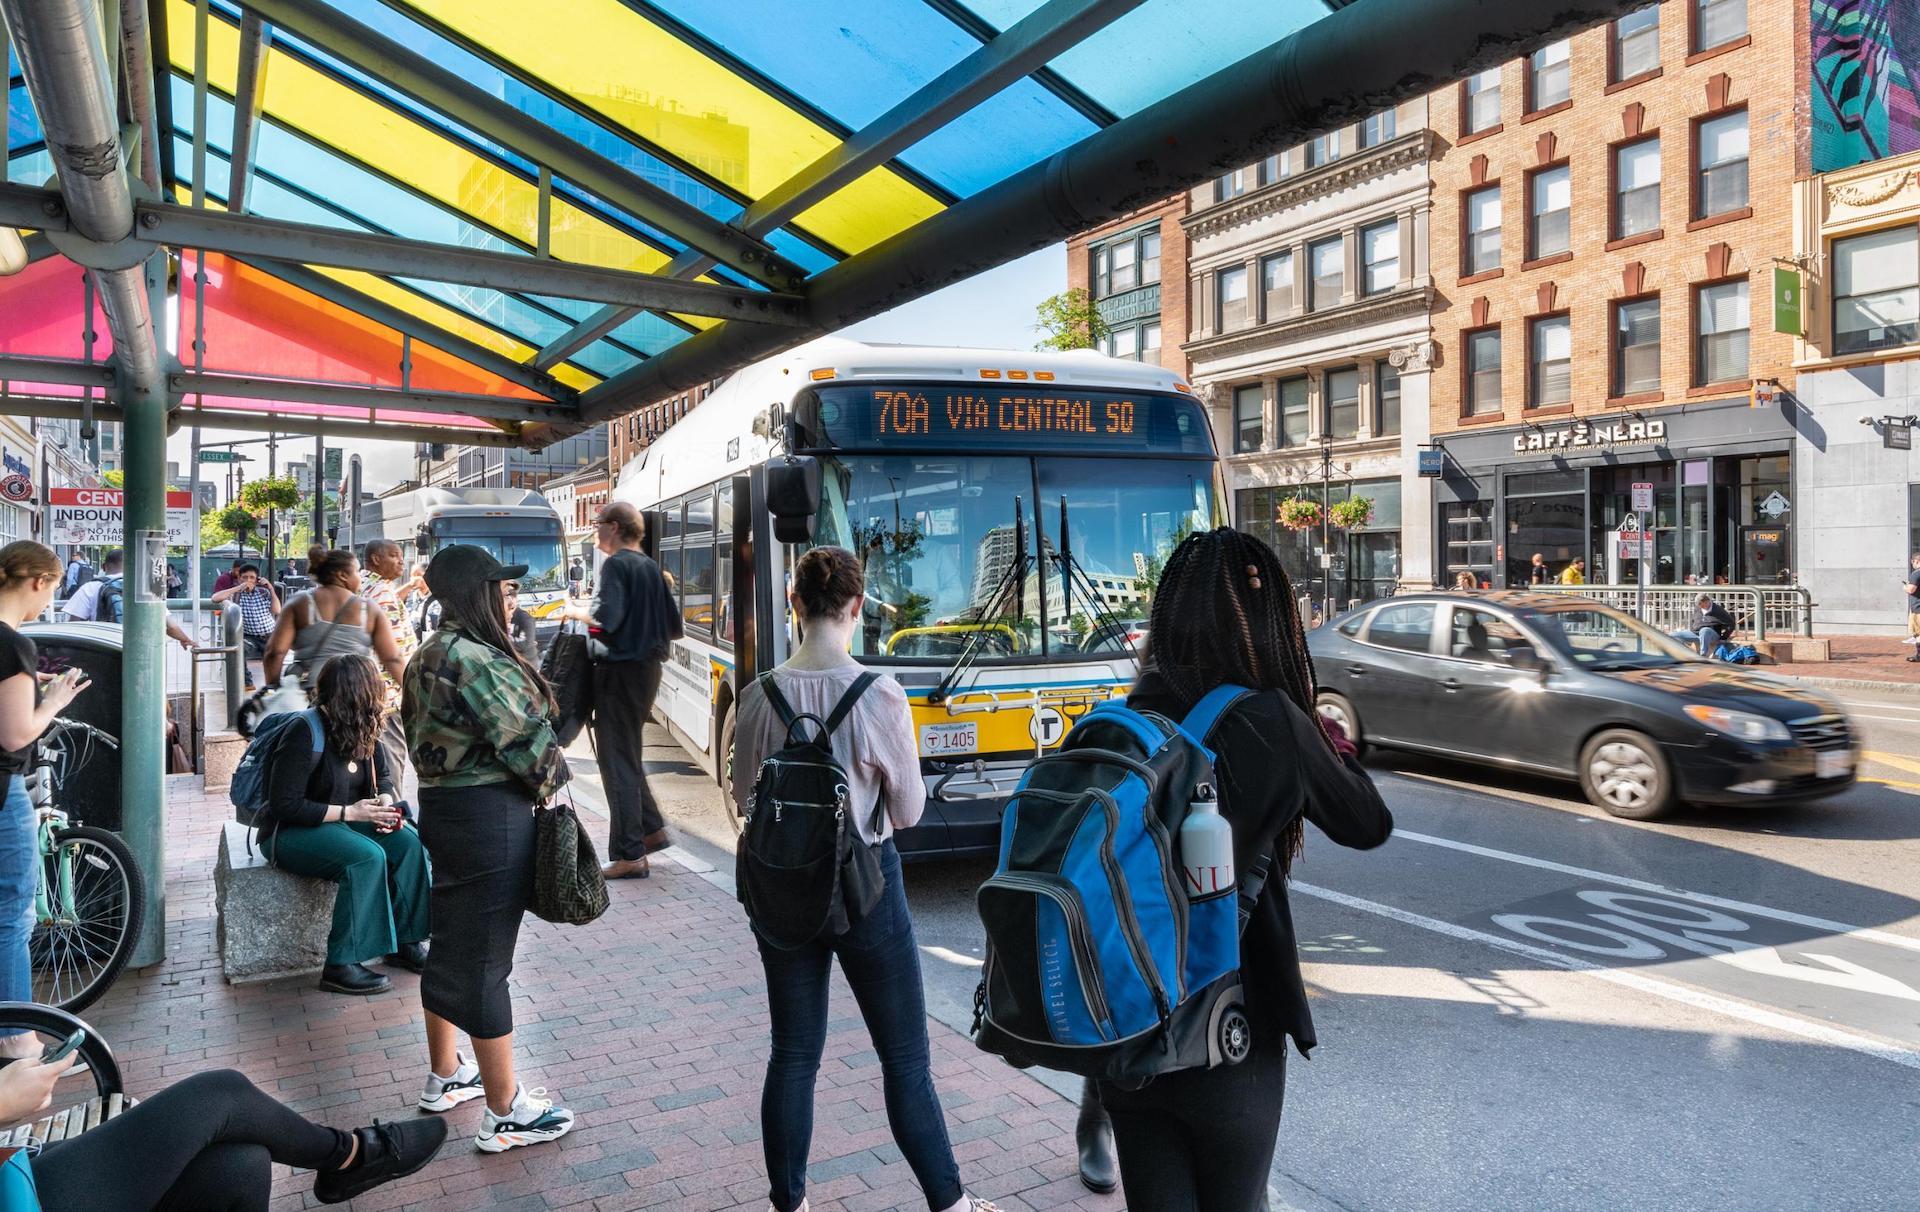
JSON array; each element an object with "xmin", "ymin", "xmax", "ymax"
[{"xmin": 416, "ymin": 782, "xmax": 535, "ymax": 1039}]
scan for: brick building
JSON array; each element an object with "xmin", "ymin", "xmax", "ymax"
[
  {"xmin": 607, "ymin": 380, "xmax": 725, "ymax": 485},
  {"xmin": 1064, "ymin": 195, "xmax": 1191, "ymax": 375},
  {"xmin": 1425, "ymin": 0, "xmax": 1802, "ymax": 591}
]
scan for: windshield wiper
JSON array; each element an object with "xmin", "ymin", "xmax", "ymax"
[
  {"xmin": 1050, "ymin": 495, "xmax": 1138, "ymax": 663},
  {"xmin": 929, "ymin": 495, "xmax": 1031, "ymax": 705}
]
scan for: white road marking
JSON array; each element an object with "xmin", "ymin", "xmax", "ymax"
[
  {"xmin": 920, "ymin": 945, "xmax": 984, "ymax": 969},
  {"xmin": 1845, "ymin": 713, "xmax": 1920, "ymax": 724},
  {"xmin": 1390, "ymin": 828, "xmax": 1920, "ymax": 955},
  {"xmin": 1840, "ymin": 700, "xmax": 1920, "ymax": 714},
  {"xmin": 1291, "ymin": 880, "xmax": 1920, "ymax": 1073}
]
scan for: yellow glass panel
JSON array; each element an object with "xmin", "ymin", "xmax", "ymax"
[{"xmin": 398, "ymin": 0, "xmax": 944, "ymax": 254}]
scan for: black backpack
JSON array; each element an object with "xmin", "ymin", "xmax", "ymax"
[
  {"xmin": 541, "ymin": 620, "xmax": 595, "ymax": 745},
  {"xmin": 96, "ymin": 576, "xmax": 125, "ymax": 624},
  {"xmin": 736, "ymin": 671, "xmax": 886, "ymax": 949}
]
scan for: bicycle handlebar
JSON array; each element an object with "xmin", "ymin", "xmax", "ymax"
[{"xmin": 44, "ymin": 717, "xmax": 119, "ymax": 750}]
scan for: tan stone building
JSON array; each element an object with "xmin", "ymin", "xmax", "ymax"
[
  {"xmin": 1426, "ymin": 0, "xmax": 1802, "ymax": 590},
  {"xmin": 1064, "ymin": 195, "xmax": 1192, "ymax": 376}
]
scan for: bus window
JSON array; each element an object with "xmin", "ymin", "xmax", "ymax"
[{"xmin": 683, "ymin": 491, "xmax": 716, "ymax": 635}]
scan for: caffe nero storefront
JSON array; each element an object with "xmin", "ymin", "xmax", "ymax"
[{"xmin": 1433, "ymin": 398, "xmax": 1799, "ymax": 591}]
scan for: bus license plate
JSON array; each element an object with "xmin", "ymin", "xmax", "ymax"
[
  {"xmin": 920, "ymin": 722, "xmax": 978, "ymax": 756},
  {"xmin": 1816, "ymin": 750, "xmax": 1852, "ymax": 779}
]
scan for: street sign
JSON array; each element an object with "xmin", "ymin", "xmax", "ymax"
[
  {"xmin": 1773, "ymin": 266, "xmax": 1802, "ymax": 336},
  {"xmin": 1888, "ymin": 422, "xmax": 1914, "ymax": 451},
  {"xmin": 48, "ymin": 488, "xmax": 195, "ymax": 545},
  {"xmin": 1417, "ymin": 449, "xmax": 1445, "ymax": 477},
  {"xmin": 324, "ymin": 446, "xmax": 343, "ymax": 482},
  {"xmin": 0, "ymin": 475, "xmax": 31, "ymax": 503},
  {"xmin": 1630, "ymin": 482, "xmax": 1654, "ymax": 512},
  {"xmin": 198, "ymin": 450, "xmax": 242, "ymax": 464}
]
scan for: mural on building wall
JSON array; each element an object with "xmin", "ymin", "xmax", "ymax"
[{"xmin": 1812, "ymin": 0, "xmax": 1920, "ymax": 171}]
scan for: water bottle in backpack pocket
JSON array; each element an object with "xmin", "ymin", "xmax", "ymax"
[{"xmin": 971, "ymin": 685, "xmax": 1265, "ymax": 1086}]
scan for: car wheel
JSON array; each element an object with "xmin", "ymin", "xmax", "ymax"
[
  {"xmin": 1315, "ymin": 691, "xmax": 1365, "ymax": 755},
  {"xmin": 1578, "ymin": 729, "xmax": 1675, "ymax": 820}
]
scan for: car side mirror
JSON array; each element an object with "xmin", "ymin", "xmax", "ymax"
[{"xmin": 765, "ymin": 455, "xmax": 822, "ymax": 545}]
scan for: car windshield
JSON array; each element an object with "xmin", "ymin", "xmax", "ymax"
[{"xmin": 1523, "ymin": 604, "xmax": 1699, "ymax": 670}]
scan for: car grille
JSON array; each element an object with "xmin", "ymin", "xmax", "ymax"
[{"xmin": 1789, "ymin": 715, "xmax": 1851, "ymax": 752}]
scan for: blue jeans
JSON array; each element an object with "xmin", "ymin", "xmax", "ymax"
[
  {"xmin": 0, "ymin": 776, "xmax": 36, "ymax": 1021},
  {"xmin": 755, "ymin": 840, "xmax": 963, "ymax": 1212}
]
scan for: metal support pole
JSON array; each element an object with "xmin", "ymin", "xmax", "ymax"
[
  {"xmin": 119, "ymin": 250, "xmax": 170, "ymax": 969},
  {"xmin": 312, "ymin": 432, "xmax": 323, "ymax": 546}
]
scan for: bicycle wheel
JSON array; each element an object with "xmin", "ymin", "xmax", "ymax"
[{"xmin": 30, "ymin": 826, "xmax": 146, "ymax": 1013}]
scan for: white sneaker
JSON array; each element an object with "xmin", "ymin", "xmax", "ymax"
[
  {"xmin": 475, "ymin": 1086, "xmax": 574, "ymax": 1153},
  {"xmin": 418, "ymin": 1053, "xmax": 485, "ymax": 1112}
]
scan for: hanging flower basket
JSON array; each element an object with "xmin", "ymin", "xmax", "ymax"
[
  {"xmin": 1277, "ymin": 497, "xmax": 1322, "ymax": 531},
  {"xmin": 1329, "ymin": 496, "xmax": 1375, "ymax": 530}
]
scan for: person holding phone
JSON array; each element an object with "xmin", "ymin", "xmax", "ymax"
[{"xmin": 0, "ymin": 542, "xmax": 88, "ymax": 1053}]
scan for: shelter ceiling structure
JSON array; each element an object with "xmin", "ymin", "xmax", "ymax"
[{"xmin": 0, "ymin": 0, "xmax": 1654, "ymax": 449}]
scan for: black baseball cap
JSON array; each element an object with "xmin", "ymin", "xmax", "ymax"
[{"xmin": 425, "ymin": 544, "xmax": 527, "ymax": 597}]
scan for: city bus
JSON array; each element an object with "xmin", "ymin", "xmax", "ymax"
[
  {"xmin": 337, "ymin": 486, "xmax": 568, "ymax": 635},
  {"xmin": 615, "ymin": 337, "xmax": 1222, "ymax": 856}
]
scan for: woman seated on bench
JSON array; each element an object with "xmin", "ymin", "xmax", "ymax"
[
  {"xmin": 0, "ymin": 1051, "xmax": 444, "ymax": 1209},
  {"xmin": 259, "ymin": 654, "xmax": 430, "ymax": 996}
]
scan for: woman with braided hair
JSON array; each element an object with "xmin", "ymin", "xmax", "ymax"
[{"xmin": 1094, "ymin": 526, "xmax": 1392, "ymax": 1212}]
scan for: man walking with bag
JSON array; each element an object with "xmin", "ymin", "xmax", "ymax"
[{"xmin": 571, "ymin": 502, "xmax": 680, "ymax": 879}]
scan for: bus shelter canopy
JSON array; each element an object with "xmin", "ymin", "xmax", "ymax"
[{"xmin": 0, "ymin": 0, "xmax": 1643, "ymax": 446}]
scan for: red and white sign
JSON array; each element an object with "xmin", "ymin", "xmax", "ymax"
[
  {"xmin": 48, "ymin": 488, "xmax": 195, "ymax": 545},
  {"xmin": 0, "ymin": 475, "xmax": 30, "ymax": 503}
]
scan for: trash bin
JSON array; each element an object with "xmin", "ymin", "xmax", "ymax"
[{"xmin": 21, "ymin": 622, "xmax": 123, "ymax": 833}]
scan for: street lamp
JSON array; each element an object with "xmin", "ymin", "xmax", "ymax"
[{"xmin": 1310, "ymin": 436, "xmax": 1353, "ymax": 623}]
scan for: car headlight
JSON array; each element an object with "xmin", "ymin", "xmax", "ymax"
[{"xmin": 1683, "ymin": 704, "xmax": 1792, "ymax": 743}]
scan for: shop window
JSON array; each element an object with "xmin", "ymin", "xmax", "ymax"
[
  {"xmin": 1362, "ymin": 221, "xmax": 1400, "ymax": 295},
  {"xmin": 1530, "ymin": 315, "xmax": 1572, "ymax": 408},
  {"xmin": 1279, "ymin": 377, "xmax": 1311, "ymax": 447},
  {"xmin": 1465, "ymin": 186, "xmax": 1502, "ymax": 275},
  {"xmin": 1529, "ymin": 40, "xmax": 1571, "ymax": 112},
  {"xmin": 1613, "ymin": 297, "xmax": 1661, "ymax": 396},
  {"xmin": 1695, "ymin": 0, "xmax": 1746, "ymax": 53},
  {"xmin": 1325, "ymin": 368, "xmax": 1361, "ymax": 440},
  {"xmin": 1908, "ymin": 484, "xmax": 1920, "ymax": 561},
  {"xmin": 1376, "ymin": 363, "xmax": 1402, "ymax": 437},
  {"xmin": 1233, "ymin": 384, "xmax": 1263, "ymax": 454},
  {"xmin": 1696, "ymin": 110, "xmax": 1748, "ymax": 219},
  {"xmin": 1613, "ymin": 6, "xmax": 1661, "ymax": 81},
  {"xmin": 1530, "ymin": 166, "xmax": 1571, "ymax": 260},
  {"xmin": 1360, "ymin": 109, "xmax": 1396, "ymax": 148},
  {"xmin": 1310, "ymin": 236, "xmax": 1345, "ymax": 311},
  {"xmin": 1443, "ymin": 500, "xmax": 1494, "ymax": 589},
  {"xmin": 1261, "ymin": 251, "xmax": 1294, "ymax": 320},
  {"xmin": 1833, "ymin": 227, "xmax": 1919, "ymax": 355},
  {"xmin": 1218, "ymin": 265, "xmax": 1250, "ymax": 332},
  {"xmin": 1466, "ymin": 327, "xmax": 1503, "ymax": 415},
  {"xmin": 1695, "ymin": 280, "xmax": 1750, "ymax": 384},
  {"xmin": 1464, "ymin": 68, "xmax": 1501, "ymax": 134},
  {"xmin": 1614, "ymin": 138, "xmax": 1661, "ymax": 239}
]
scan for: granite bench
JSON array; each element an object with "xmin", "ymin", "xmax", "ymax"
[{"xmin": 213, "ymin": 821, "xmax": 337, "ymax": 984}]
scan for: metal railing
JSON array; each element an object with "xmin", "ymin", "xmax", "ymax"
[{"xmin": 1525, "ymin": 584, "xmax": 1813, "ymax": 641}]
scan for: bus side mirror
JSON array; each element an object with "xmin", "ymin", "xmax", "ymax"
[{"xmin": 766, "ymin": 455, "xmax": 821, "ymax": 545}]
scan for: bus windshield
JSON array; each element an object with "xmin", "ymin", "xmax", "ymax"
[
  {"xmin": 811, "ymin": 453, "xmax": 1217, "ymax": 662},
  {"xmin": 429, "ymin": 519, "xmax": 565, "ymax": 592}
]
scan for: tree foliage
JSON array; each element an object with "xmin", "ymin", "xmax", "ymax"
[
  {"xmin": 1032, "ymin": 288, "xmax": 1112, "ymax": 352},
  {"xmin": 213, "ymin": 504, "xmax": 259, "ymax": 544},
  {"xmin": 240, "ymin": 476, "xmax": 300, "ymax": 513}
]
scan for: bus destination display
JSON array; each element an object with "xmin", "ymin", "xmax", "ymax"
[{"xmin": 809, "ymin": 384, "xmax": 1212, "ymax": 455}]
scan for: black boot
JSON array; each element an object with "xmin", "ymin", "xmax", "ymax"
[
  {"xmin": 312, "ymin": 1117, "xmax": 448, "ymax": 1204},
  {"xmin": 385, "ymin": 941, "xmax": 428, "ymax": 973},
  {"xmin": 1076, "ymin": 1079, "xmax": 1118, "ymax": 1194},
  {"xmin": 318, "ymin": 963, "xmax": 392, "ymax": 996}
]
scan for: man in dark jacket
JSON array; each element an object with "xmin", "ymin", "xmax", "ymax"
[
  {"xmin": 575, "ymin": 502, "xmax": 681, "ymax": 879},
  {"xmin": 1687, "ymin": 594, "xmax": 1735, "ymax": 656}
]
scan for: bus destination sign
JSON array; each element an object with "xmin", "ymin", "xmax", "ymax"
[
  {"xmin": 811, "ymin": 385, "xmax": 1212, "ymax": 455},
  {"xmin": 875, "ymin": 388, "xmax": 1138, "ymax": 440}
]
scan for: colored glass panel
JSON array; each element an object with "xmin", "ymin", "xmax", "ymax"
[
  {"xmin": 0, "ymin": 256, "xmax": 114, "ymax": 397},
  {"xmin": 396, "ymin": 0, "xmax": 944, "ymax": 253}
]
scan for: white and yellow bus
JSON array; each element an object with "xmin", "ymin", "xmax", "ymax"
[{"xmin": 616, "ymin": 336, "xmax": 1223, "ymax": 856}]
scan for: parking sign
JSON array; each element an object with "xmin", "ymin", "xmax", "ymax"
[{"xmin": 1630, "ymin": 482, "xmax": 1654, "ymax": 512}]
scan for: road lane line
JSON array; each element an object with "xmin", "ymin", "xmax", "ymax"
[
  {"xmin": 1389, "ymin": 828, "xmax": 1920, "ymax": 954},
  {"xmin": 1861, "ymin": 776, "xmax": 1920, "ymax": 793},
  {"xmin": 1863, "ymin": 750, "xmax": 1920, "ymax": 778},
  {"xmin": 1848, "ymin": 713, "xmax": 1920, "ymax": 724},
  {"xmin": 1290, "ymin": 880, "xmax": 1920, "ymax": 1073}
]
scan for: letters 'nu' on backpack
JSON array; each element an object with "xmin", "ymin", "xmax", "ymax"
[
  {"xmin": 972, "ymin": 685, "xmax": 1268, "ymax": 1085},
  {"xmin": 736, "ymin": 672, "xmax": 886, "ymax": 949}
]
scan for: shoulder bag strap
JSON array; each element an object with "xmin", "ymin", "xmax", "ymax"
[{"xmin": 1181, "ymin": 683, "xmax": 1256, "ymax": 746}]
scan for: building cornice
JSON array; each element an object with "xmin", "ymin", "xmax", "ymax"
[
  {"xmin": 1183, "ymin": 129, "xmax": 1436, "ymax": 240},
  {"xmin": 1182, "ymin": 285, "xmax": 1434, "ymax": 361}
]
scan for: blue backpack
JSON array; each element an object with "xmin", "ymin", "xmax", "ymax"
[
  {"xmin": 972, "ymin": 685, "xmax": 1265, "ymax": 1084},
  {"xmin": 230, "ymin": 709, "xmax": 323, "ymax": 829},
  {"xmin": 1714, "ymin": 642, "xmax": 1759, "ymax": 665}
]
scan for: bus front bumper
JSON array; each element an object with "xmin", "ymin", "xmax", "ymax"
[{"xmin": 897, "ymin": 761, "xmax": 1025, "ymax": 860}]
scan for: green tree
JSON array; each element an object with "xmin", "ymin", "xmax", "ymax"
[{"xmin": 1032, "ymin": 288, "xmax": 1111, "ymax": 352}]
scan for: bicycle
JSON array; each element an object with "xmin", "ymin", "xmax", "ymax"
[{"xmin": 25, "ymin": 717, "xmax": 144, "ymax": 1014}]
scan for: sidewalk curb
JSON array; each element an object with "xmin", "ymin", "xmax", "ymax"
[{"xmin": 1771, "ymin": 672, "xmax": 1920, "ymax": 697}]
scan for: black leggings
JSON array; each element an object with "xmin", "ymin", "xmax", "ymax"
[
  {"xmin": 1097, "ymin": 1044, "xmax": 1287, "ymax": 1212},
  {"xmin": 31, "ymin": 1069, "xmax": 352, "ymax": 1212}
]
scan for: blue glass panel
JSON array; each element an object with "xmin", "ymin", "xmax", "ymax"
[
  {"xmin": 566, "ymin": 338, "xmax": 644, "ymax": 378},
  {"xmin": 899, "ymin": 79, "xmax": 1093, "ymax": 195},
  {"xmin": 1041, "ymin": 0, "xmax": 1320, "ymax": 117},
  {"xmin": 8, "ymin": 84, "xmax": 40, "ymax": 154},
  {"xmin": 6, "ymin": 149, "xmax": 52, "ymax": 184}
]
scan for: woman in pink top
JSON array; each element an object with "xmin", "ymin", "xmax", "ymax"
[{"xmin": 733, "ymin": 547, "xmax": 1000, "ymax": 1212}]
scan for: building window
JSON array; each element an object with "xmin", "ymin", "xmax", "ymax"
[
  {"xmin": 1140, "ymin": 230, "xmax": 1161, "ymax": 285},
  {"xmin": 1465, "ymin": 185, "xmax": 1502, "ymax": 275},
  {"xmin": 1233, "ymin": 384, "xmax": 1263, "ymax": 453},
  {"xmin": 1529, "ymin": 165, "xmax": 1571, "ymax": 259},
  {"xmin": 1614, "ymin": 6, "xmax": 1661, "ymax": 81},
  {"xmin": 1109, "ymin": 239, "xmax": 1137, "ymax": 293},
  {"xmin": 1141, "ymin": 322, "xmax": 1161, "ymax": 358},
  {"xmin": 1360, "ymin": 109, "xmax": 1396, "ymax": 148},
  {"xmin": 1696, "ymin": 110, "xmax": 1748, "ymax": 218},
  {"xmin": 1362, "ymin": 221, "xmax": 1400, "ymax": 295},
  {"xmin": 1216, "ymin": 167, "xmax": 1249, "ymax": 202},
  {"xmin": 1464, "ymin": 67, "xmax": 1501, "ymax": 133},
  {"xmin": 1261, "ymin": 251, "xmax": 1294, "ymax": 320},
  {"xmin": 1093, "ymin": 227, "xmax": 1159, "ymax": 299},
  {"xmin": 1309, "ymin": 236, "xmax": 1344, "ymax": 311},
  {"xmin": 1279, "ymin": 377, "xmax": 1310, "ymax": 447},
  {"xmin": 1529, "ymin": 40, "xmax": 1571, "ymax": 111},
  {"xmin": 1530, "ymin": 315, "xmax": 1572, "ymax": 407},
  {"xmin": 1375, "ymin": 363, "xmax": 1402, "ymax": 436},
  {"xmin": 1110, "ymin": 326, "xmax": 1138, "ymax": 359},
  {"xmin": 1696, "ymin": 279, "xmax": 1750, "ymax": 384},
  {"xmin": 1090, "ymin": 245, "xmax": 1108, "ymax": 297},
  {"xmin": 1325, "ymin": 368, "xmax": 1361, "ymax": 440},
  {"xmin": 1258, "ymin": 153, "xmax": 1286, "ymax": 185},
  {"xmin": 1695, "ymin": 0, "xmax": 1746, "ymax": 53},
  {"xmin": 1834, "ymin": 228, "xmax": 1919, "ymax": 354},
  {"xmin": 1613, "ymin": 297, "xmax": 1661, "ymax": 396},
  {"xmin": 1218, "ymin": 264, "xmax": 1250, "ymax": 332},
  {"xmin": 1613, "ymin": 137, "xmax": 1661, "ymax": 239},
  {"xmin": 1466, "ymin": 328, "xmax": 1502, "ymax": 415},
  {"xmin": 1307, "ymin": 130, "xmax": 1340, "ymax": 168}
]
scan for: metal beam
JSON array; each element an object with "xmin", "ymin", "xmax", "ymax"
[
  {"xmin": 171, "ymin": 408, "xmax": 524, "ymax": 447},
  {"xmin": 119, "ymin": 0, "xmax": 163, "ymax": 194},
  {"xmin": 531, "ymin": 0, "xmax": 1145, "ymax": 373},
  {"xmin": 170, "ymin": 370, "xmax": 578, "ymax": 424},
  {"xmin": 567, "ymin": 0, "xmax": 1647, "ymax": 428},
  {"xmin": 0, "ymin": 0, "xmax": 164, "ymax": 393},
  {"xmin": 0, "ymin": 354, "xmax": 118, "ymax": 387},
  {"xmin": 225, "ymin": 11, "xmax": 270, "ymax": 211},
  {"xmin": 234, "ymin": 0, "xmax": 808, "ymax": 290},
  {"xmin": 133, "ymin": 197, "xmax": 811, "ymax": 322}
]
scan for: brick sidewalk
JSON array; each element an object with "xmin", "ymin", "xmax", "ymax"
[
  {"xmin": 1768, "ymin": 635, "xmax": 1920, "ymax": 688},
  {"xmin": 79, "ymin": 778, "xmax": 1117, "ymax": 1212}
]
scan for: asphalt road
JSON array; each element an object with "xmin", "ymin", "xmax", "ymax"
[{"xmin": 573, "ymin": 692, "xmax": 1920, "ymax": 1211}]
